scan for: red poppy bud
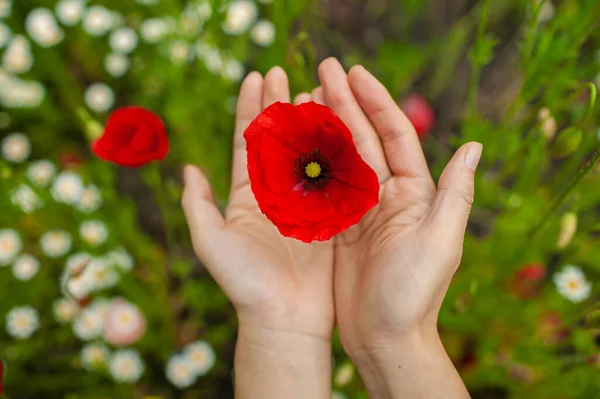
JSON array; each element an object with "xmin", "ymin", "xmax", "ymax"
[
  {"xmin": 244, "ymin": 101, "xmax": 379, "ymax": 243},
  {"xmin": 517, "ymin": 263, "xmax": 546, "ymax": 281},
  {"xmin": 0, "ymin": 357, "xmax": 5, "ymax": 394},
  {"xmin": 401, "ymin": 94, "xmax": 435, "ymax": 138},
  {"xmin": 92, "ymin": 106, "xmax": 169, "ymax": 167}
]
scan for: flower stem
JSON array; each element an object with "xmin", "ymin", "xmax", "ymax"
[{"xmin": 467, "ymin": 0, "xmax": 492, "ymax": 114}]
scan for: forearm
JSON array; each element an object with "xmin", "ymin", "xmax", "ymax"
[
  {"xmin": 234, "ymin": 324, "xmax": 332, "ymax": 399},
  {"xmin": 351, "ymin": 329, "xmax": 470, "ymax": 399}
]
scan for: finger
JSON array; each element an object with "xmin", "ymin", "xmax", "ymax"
[
  {"xmin": 263, "ymin": 66, "xmax": 290, "ymax": 108},
  {"xmin": 348, "ymin": 65, "xmax": 433, "ymax": 183},
  {"xmin": 294, "ymin": 92, "xmax": 311, "ymax": 105},
  {"xmin": 231, "ymin": 72, "xmax": 264, "ymax": 192},
  {"xmin": 182, "ymin": 165, "xmax": 225, "ymax": 260},
  {"xmin": 426, "ymin": 143, "xmax": 482, "ymax": 254},
  {"xmin": 318, "ymin": 58, "xmax": 391, "ymax": 182},
  {"xmin": 311, "ymin": 87, "xmax": 324, "ymax": 104}
]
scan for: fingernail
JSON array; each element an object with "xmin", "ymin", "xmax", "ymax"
[{"xmin": 465, "ymin": 143, "xmax": 483, "ymax": 172}]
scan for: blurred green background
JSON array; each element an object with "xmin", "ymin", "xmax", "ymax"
[{"xmin": 1, "ymin": 0, "xmax": 599, "ymax": 398}]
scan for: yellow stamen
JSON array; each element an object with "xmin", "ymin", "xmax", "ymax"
[{"xmin": 305, "ymin": 162, "xmax": 322, "ymax": 178}]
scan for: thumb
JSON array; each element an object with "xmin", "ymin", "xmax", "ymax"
[
  {"xmin": 427, "ymin": 142, "xmax": 482, "ymax": 244},
  {"xmin": 181, "ymin": 165, "xmax": 225, "ymax": 259}
]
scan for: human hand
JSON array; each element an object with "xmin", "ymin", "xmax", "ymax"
[
  {"xmin": 181, "ymin": 67, "xmax": 334, "ymax": 398},
  {"xmin": 316, "ymin": 58, "xmax": 478, "ymax": 398}
]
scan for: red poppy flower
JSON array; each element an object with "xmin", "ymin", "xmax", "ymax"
[
  {"xmin": 244, "ymin": 101, "xmax": 379, "ymax": 243},
  {"xmin": 0, "ymin": 357, "xmax": 4, "ymax": 395},
  {"xmin": 516, "ymin": 263, "xmax": 546, "ymax": 281},
  {"xmin": 401, "ymin": 94, "xmax": 435, "ymax": 139},
  {"xmin": 92, "ymin": 106, "xmax": 168, "ymax": 167}
]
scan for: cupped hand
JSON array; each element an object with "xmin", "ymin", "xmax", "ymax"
[
  {"xmin": 181, "ymin": 67, "xmax": 334, "ymax": 340},
  {"xmin": 313, "ymin": 58, "xmax": 482, "ymax": 356}
]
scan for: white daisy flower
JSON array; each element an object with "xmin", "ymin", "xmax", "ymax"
[
  {"xmin": 250, "ymin": 20, "xmax": 275, "ymax": 47},
  {"xmin": 104, "ymin": 53, "xmax": 129, "ymax": 78},
  {"xmin": 84, "ymin": 83, "xmax": 114, "ymax": 112},
  {"xmin": 51, "ymin": 171, "xmax": 84, "ymax": 204},
  {"xmin": 55, "ymin": 0, "xmax": 85, "ymax": 26},
  {"xmin": 72, "ymin": 300, "xmax": 107, "ymax": 340},
  {"xmin": 80, "ymin": 220, "xmax": 108, "ymax": 247},
  {"xmin": 332, "ymin": 391, "xmax": 347, "ymax": 399},
  {"xmin": 11, "ymin": 253, "xmax": 40, "ymax": 281},
  {"xmin": 53, "ymin": 297, "xmax": 79, "ymax": 323},
  {"xmin": 26, "ymin": 160, "xmax": 57, "ymax": 187},
  {"xmin": 40, "ymin": 229, "xmax": 72, "ymax": 258},
  {"xmin": 185, "ymin": 341, "xmax": 216, "ymax": 376},
  {"xmin": 222, "ymin": 1, "xmax": 257, "ymax": 35},
  {"xmin": 109, "ymin": 349, "xmax": 145, "ymax": 383},
  {"xmin": 1, "ymin": 132, "xmax": 30, "ymax": 163},
  {"xmin": 0, "ymin": 0, "xmax": 12, "ymax": 18},
  {"xmin": 61, "ymin": 251, "xmax": 92, "ymax": 285},
  {"xmin": 169, "ymin": 40, "xmax": 191, "ymax": 65},
  {"xmin": 81, "ymin": 342, "xmax": 110, "ymax": 370},
  {"xmin": 6, "ymin": 306, "xmax": 39, "ymax": 339},
  {"xmin": 106, "ymin": 247, "xmax": 134, "ymax": 272},
  {"xmin": 2, "ymin": 35, "xmax": 33, "ymax": 74},
  {"xmin": 103, "ymin": 298, "xmax": 146, "ymax": 347},
  {"xmin": 0, "ymin": 21, "xmax": 11, "ymax": 48},
  {"xmin": 334, "ymin": 363, "xmax": 354, "ymax": 386},
  {"xmin": 223, "ymin": 58, "xmax": 244, "ymax": 83},
  {"xmin": 109, "ymin": 27, "xmax": 138, "ymax": 54},
  {"xmin": 553, "ymin": 265, "xmax": 592, "ymax": 303},
  {"xmin": 83, "ymin": 6, "xmax": 114, "ymax": 37},
  {"xmin": 166, "ymin": 354, "xmax": 196, "ymax": 389},
  {"xmin": 11, "ymin": 184, "xmax": 43, "ymax": 213},
  {"xmin": 202, "ymin": 49, "xmax": 223, "ymax": 74},
  {"xmin": 76, "ymin": 184, "xmax": 103, "ymax": 213},
  {"xmin": 1, "ymin": 79, "xmax": 45, "ymax": 108},
  {"xmin": 196, "ymin": 2, "xmax": 212, "ymax": 20},
  {"xmin": 140, "ymin": 18, "xmax": 168, "ymax": 44},
  {"xmin": 0, "ymin": 228, "xmax": 21, "ymax": 266},
  {"xmin": 80, "ymin": 257, "xmax": 119, "ymax": 292},
  {"xmin": 26, "ymin": 8, "xmax": 64, "ymax": 48}
]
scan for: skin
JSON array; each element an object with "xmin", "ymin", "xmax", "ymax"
[{"xmin": 182, "ymin": 58, "xmax": 482, "ymax": 399}]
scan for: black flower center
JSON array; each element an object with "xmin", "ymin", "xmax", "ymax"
[{"xmin": 294, "ymin": 149, "xmax": 332, "ymax": 191}]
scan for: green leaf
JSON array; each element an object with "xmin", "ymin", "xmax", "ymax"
[
  {"xmin": 468, "ymin": 34, "xmax": 498, "ymax": 67},
  {"xmin": 552, "ymin": 126, "xmax": 583, "ymax": 158}
]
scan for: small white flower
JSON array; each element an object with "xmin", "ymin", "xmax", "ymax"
[
  {"xmin": 2, "ymin": 35, "xmax": 33, "ymax": 74},
  {"xmin": 223, "ymin": 58, "xmax": 244, "ymax": 82},
  {"xmin": 1, "ymin": 132, "xmax": 30, "ymax": 163},
  {"xmin": 80, "ymin": 257, "xmax": 119, "ymax": 292},
  {"xmin": 109, "ymin": 27, "xmax": 138, "ymax": 54},
  {"xmin": 0, "ymin": 0, "xmax": 12, "ymax": 18},
  {"xmin": 334, "ymin": 363, "xmax": 354, "ymax": 386},
  {"xmin": 166, "ymin": 354, "xmax": 196, "ymax": 389},
  {"xmin": 53, "ymin": 297, "xmax": 79, "ymax": 323},
  {"xmin": 6, "ymin": 306, "xmax": 39, "ymax": 339},
  {"xmin": 103, "ymin": 298, "xmax": 146, "ymax": 346},
  {"xmin": 61, "ymin": 251, "xmax": 92, "ymax": 289},
  {"xmin": 202, "ymin": 49, "xmax": 223, "ymax": 74},
  {"xmin": 251, "ymin": 20, "xmax": 275, "ymax": 47},
  {"xmin": 11, "ymin": 253, "xmax": 40, "ymax": 281},
  {"xmin": 76, "ymin": 184, "xmax": 103, "ymax": 213},
  {"xmin": 1, "ymin": 79, "xmax": 45, "ymax": 108},
  {"xmin": 27, "ymin": 160, "xmax": 57, "ymax": 187},
  {"xmin": 0, "ymin": 22, "xmax": 11, "ymax": 48},
  {"xmin": 109, "ymin": 349, "xmax": 145, "ymax": 383},
  {"xmin": 222, "ymin": 1, "xmax": 257, "ymax": 35},
  {"xmin": 140, "ymin": 18, "xmax": 168, "ymax": 43},
  {"xmin": 169, "ymin": 40, "xmax": 191, "ymax": 65},
  {"xmin": 11, "ymin": 184, "xmax": 42, "ymax": 213},
  {"xmin": 40, "ymin": 230, "xmax": 72, "ymax": 258},
  {"xmin": 104, "ymin": 53, "xmax": 129, "ymax": 78},
  {"xmin": 83, "ymin": 6, "xmax": 114, "ymax": 36},
  {"xmin": 84, "ymin": 83, "xmax": 115, "ymax": 112},
  {"xmin": 553, "ymin": 265, "xmax": 592, "ymax": 303},
  {"xmin": 51, "ymin": 171, "xmax": 84, "ymax": 204},
  {"xmin": 196, "ymin": 2, "xmax": 212, "ymax": 20},
  {"xmin": 81, "ymin": 342, "xmax": 110, "ymax": 370},
  {"xmin": 0, "ymin": 228, "xmax": 21, "ymax": 266},
  {"xmin": 55, "ymin": 0, "xmax": 85, "ymax": 26},
  {"xmin": 332, "ymin": 391, "xmax": 347, "ymax": 399},
  {"xmin": 106, "ymin": 247, "xmax": 134, "ymax": 272},
  {"xmin": 80, "ymin": 220, "xmax": 108, "ymax": 247},
  {"xmin": 536, "ymin": 0, "xmax": 555, "ymax": 23},
  {"xmin": 72, "ymin": 299, "xmax": 107, "ymax": 340},
  {"xmin": 26, "ymin": 8, "xmax": 64, "ymax": 48},
  {"xmin": 185, "ymin": 341, "xmax": 216, "ymax": 377}
]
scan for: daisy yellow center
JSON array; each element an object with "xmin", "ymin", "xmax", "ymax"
[
  {"xmin": 568, "ymin": 280, "xmax": 579, "ymax": 289},
  {"xmin": 305, "ymin": 162, "xmax": 322, "ymax": 178}
]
